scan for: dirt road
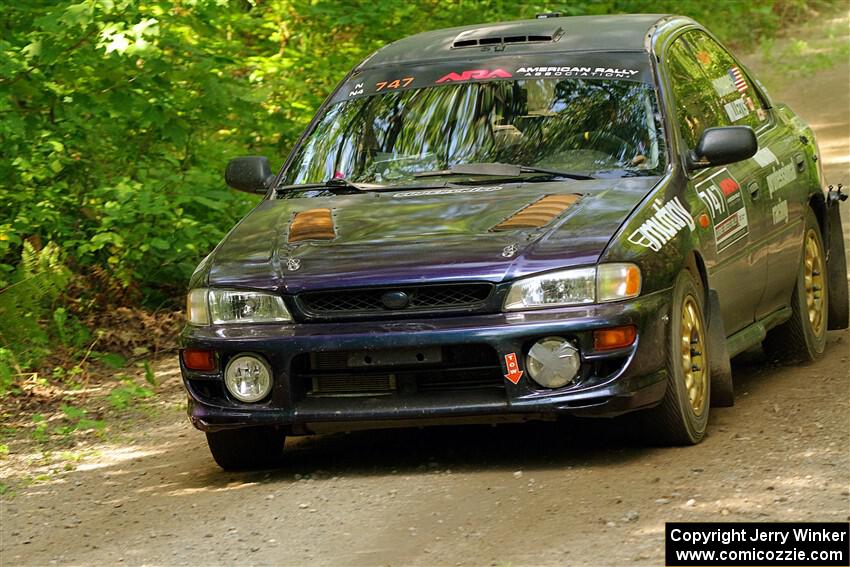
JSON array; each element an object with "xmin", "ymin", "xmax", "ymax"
[{"xmin": 2, "ymin": 14, "xmax": 849, "ymax": 567}]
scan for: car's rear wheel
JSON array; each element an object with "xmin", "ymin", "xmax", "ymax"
[
  {"xmin": 205, "ymin": 426, "xmax": 286, "ymax": 471},
  {"xmin": 763, "ymin": 208, "xmax": 828, "ymax": 363},
  {"xmin": 640, "ymin": 270, "xmax": 710, "ymax": 445}
]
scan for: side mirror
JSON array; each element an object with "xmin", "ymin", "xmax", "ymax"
[
  {"xmin": 225, "ymin": 156, "xmax": 275, "ymax": 193},
  {"xmin": 687, "ymin": 126, "xmax": 757, "ymax": 170}
]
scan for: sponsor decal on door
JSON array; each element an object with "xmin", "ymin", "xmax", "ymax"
[
  {"xmin": 766, "ymin": 162, "xmax": 797, "ymax": 197},
  {"xmin": 696, "ymin": 169, "xmax": 750, "ymax": 253}
]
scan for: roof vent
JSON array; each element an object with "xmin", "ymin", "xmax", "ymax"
[{"xmin": 452, "ymin": 25, "xmax": 564, "ymax": 49}]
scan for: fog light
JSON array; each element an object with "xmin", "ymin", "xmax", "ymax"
[
  {"xmin": 526, "ymin": 337, "xmax": 580, "ymax": 389},
  {"xmin": 224, "ymin": 354, "xmax": 273, "ymax": 402}
]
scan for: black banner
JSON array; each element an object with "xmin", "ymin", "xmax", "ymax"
[
  {"xmin": 666, "ymin": 522, "xmax": 849, "ymax": 566},
  {"xmin": 329, "ymin": 52, "xmax": 653, "ymax": 104}
]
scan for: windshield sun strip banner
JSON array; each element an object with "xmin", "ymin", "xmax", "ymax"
[{"xmin": 332, "ymin": 53, "xmax": 653, "ymax": 104}]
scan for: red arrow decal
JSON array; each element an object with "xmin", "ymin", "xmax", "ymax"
[{"xmin": 504, "ymin": 352, "xmax": 523, "ymax": 384}]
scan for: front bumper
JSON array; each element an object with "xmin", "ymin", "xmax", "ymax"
[{"xmin": 180, "ymin": 289, "xmax": 672, "ymax": 433}]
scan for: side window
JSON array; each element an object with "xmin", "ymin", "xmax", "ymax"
[
  {"xmin": 665, "ymin": 36, "xmax": 729, "ymax": 149},
  {"xmin": 686, "ymin": 31, "xmax": 769, "ymax": 129}
]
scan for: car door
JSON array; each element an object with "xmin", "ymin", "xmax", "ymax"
[
  {"xmin": 685, "ymin": 31, "xmax": 805, "ymax": 320},
  {"xmin": 663, "ymin": 32, "xmax": 767, "ymax": 335}
]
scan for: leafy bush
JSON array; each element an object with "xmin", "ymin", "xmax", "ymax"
[{"xmin": 0, "ymin": 242, "xmax": 71, "ymax": 382}]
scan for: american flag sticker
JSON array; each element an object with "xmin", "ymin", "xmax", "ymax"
[{"xmin": 728, "ymin": 66, "xmax": 748, "ymax": 93}]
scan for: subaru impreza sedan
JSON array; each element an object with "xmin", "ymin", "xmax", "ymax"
[{"xmin": 179, "ymin": 13, "xmax": 849, "ymax": 470}]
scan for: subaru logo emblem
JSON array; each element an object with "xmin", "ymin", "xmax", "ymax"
[
  {"xmin": 381, "ymin": 291, "xmax": 410, "ymax": 309},
  {"xmin": 502, "ymin": 243, "xmax": 518, "ymax": 258}
]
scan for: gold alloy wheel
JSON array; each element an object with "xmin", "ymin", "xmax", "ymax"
[
  {"xmin": 680, "ymin": 295, "xmax": 707, "ymax": 416},
  {"xmin": 804, "ymin": 228, "xmax": 826, "ymax": 337}
]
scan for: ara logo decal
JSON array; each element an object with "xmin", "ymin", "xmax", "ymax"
[
  {"xmin": 504, "ymin": 352, "xmax": 523, "ymax": 384},
  {"xmin": 435, "ymin": 69, "xmax": 512, "ymax": 83},
  {"xmin": 627, "ymin": 197, "xmax": 695, "ymax": 252}
]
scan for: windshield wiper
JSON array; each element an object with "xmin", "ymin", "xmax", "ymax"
[
  {"xmin": 413, "ymin": 162, "xmax": 594, "ymax": 181},
  {"xmin": 275, "ymin": 178, "xmax": 385, "ymax": 194}
]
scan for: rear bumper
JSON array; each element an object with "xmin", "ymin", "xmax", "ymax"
[{"xmin": 180, "ymin": 288, "xmax": 672, "ymax": 433}]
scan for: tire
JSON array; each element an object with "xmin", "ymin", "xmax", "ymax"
[
  {"xmin": 763, "ymin": 208, "xmax": 828, "ymax": 363},
  {"xmin": 205, "ymin": 426, "xmax": 286, "ymax": 471},
  {"xmin": 640, "ymin": 270, "xmax": 711, "ymax": 445}
]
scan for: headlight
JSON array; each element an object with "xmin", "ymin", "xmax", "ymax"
[
  {"xmin": 186, "ymin": 288, "xmax": 293, "ymax": 325},
  {"xmin": 503, "ymin": 263, "xmax": 641, "ymax": 311},
  {"xmin": 504, "ymin": 267, "xmax": 596, "ymax": 310}
]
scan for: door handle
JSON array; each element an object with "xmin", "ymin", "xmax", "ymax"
[
  {"xmin": 748, "ymin": 181, "xmax": 760, "ymax": 200},
  {"xmin": 794, "ymin": 153, "xmax": 806, "ymax": 173}
]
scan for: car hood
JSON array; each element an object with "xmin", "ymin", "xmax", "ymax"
[{"xmin": 206, "ymin": 177, "xmax": 659, "ymax": 293}]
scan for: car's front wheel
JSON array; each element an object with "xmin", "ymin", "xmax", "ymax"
[
  {"xmin": 205, "ymin": 426, "xmax": 286, "ymax": 471},
  {"xmin": 640, "ymin": 270, "xmax": 710, "ymax": 445}
]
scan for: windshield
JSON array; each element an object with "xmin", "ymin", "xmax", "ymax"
[{"xmin": 282, "ymin": 78, "xmax": 665, "ymax": 187}]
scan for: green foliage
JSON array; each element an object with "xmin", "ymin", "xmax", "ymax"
[
  {"xmin": 55, "ymin": 404, "xmax": 106, "ymax": 435},
  {"xmin": 758, "ymin": 15, "xmax": 850, "ymax": 78},
  {"xmin": 0, "ymin": 242, "xmax": 71, "ymax": 378},
  {"xmin": 108, "ymin": 378, "xmax": 154, "ymax": 409},
  {"xmin": 95, "ymin": 352, "xmax": 126, "ymax": 369},
  {"xmin": 1, "ymin": 1, "xmax": 261, "ymax": 307},
  {"xmin": 28, "ymin": 406, "xmax": 105, "ymax": 443},
  {"xmin": 31, "ymin": 414, "xmax": 49, "ymax": 442},
  {"xmin": 142, "ymin": 361, "xmax": 156, "ymax": 386},
  {"xmin": 0, "ymin": 349, "xmax": 16, "ymax": 395}
]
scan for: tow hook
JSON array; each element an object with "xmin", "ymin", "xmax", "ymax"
[{"xmin": 827, "ymin": 183, "xmax": 847, "ymax": 205}]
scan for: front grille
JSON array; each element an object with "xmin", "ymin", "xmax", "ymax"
[
  {"xmin": 416, "ymin": 368, "xmax": 503, "ymax": 392},
  {"xmin": 296, "ymin": 283, "xmax": 493, "ymax": 318},
  {"xmin": 291, "ymin": 345, "xmax": 505, "ymax": 398},
  {"xmin": 311, "ymin": 373, "xmax": 396, "ymax": 396}
]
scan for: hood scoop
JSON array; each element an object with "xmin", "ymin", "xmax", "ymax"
[
  {"xmin": 492, "ymin": 194, "xmax": 581, "ymax": 231},
  {"xmin": 288, "ymin": 208, "xmax": 336, "ymax": 242}
]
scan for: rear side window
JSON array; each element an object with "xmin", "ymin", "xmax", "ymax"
[
  {"xmin": 666, "ymin": 36, "xmax": 727, "ymax": 149},
  {"xmin": 665, "ymin": 31, "xmax": 767, "ymax": 149},
  {"xmin": 686, "ymin": 31, "xmax": 768, "ymax": 128}
]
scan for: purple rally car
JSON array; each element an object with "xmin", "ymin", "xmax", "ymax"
[{"xmin": 180, "ymin": 14, "xmax": 849, "ymax": 470}]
